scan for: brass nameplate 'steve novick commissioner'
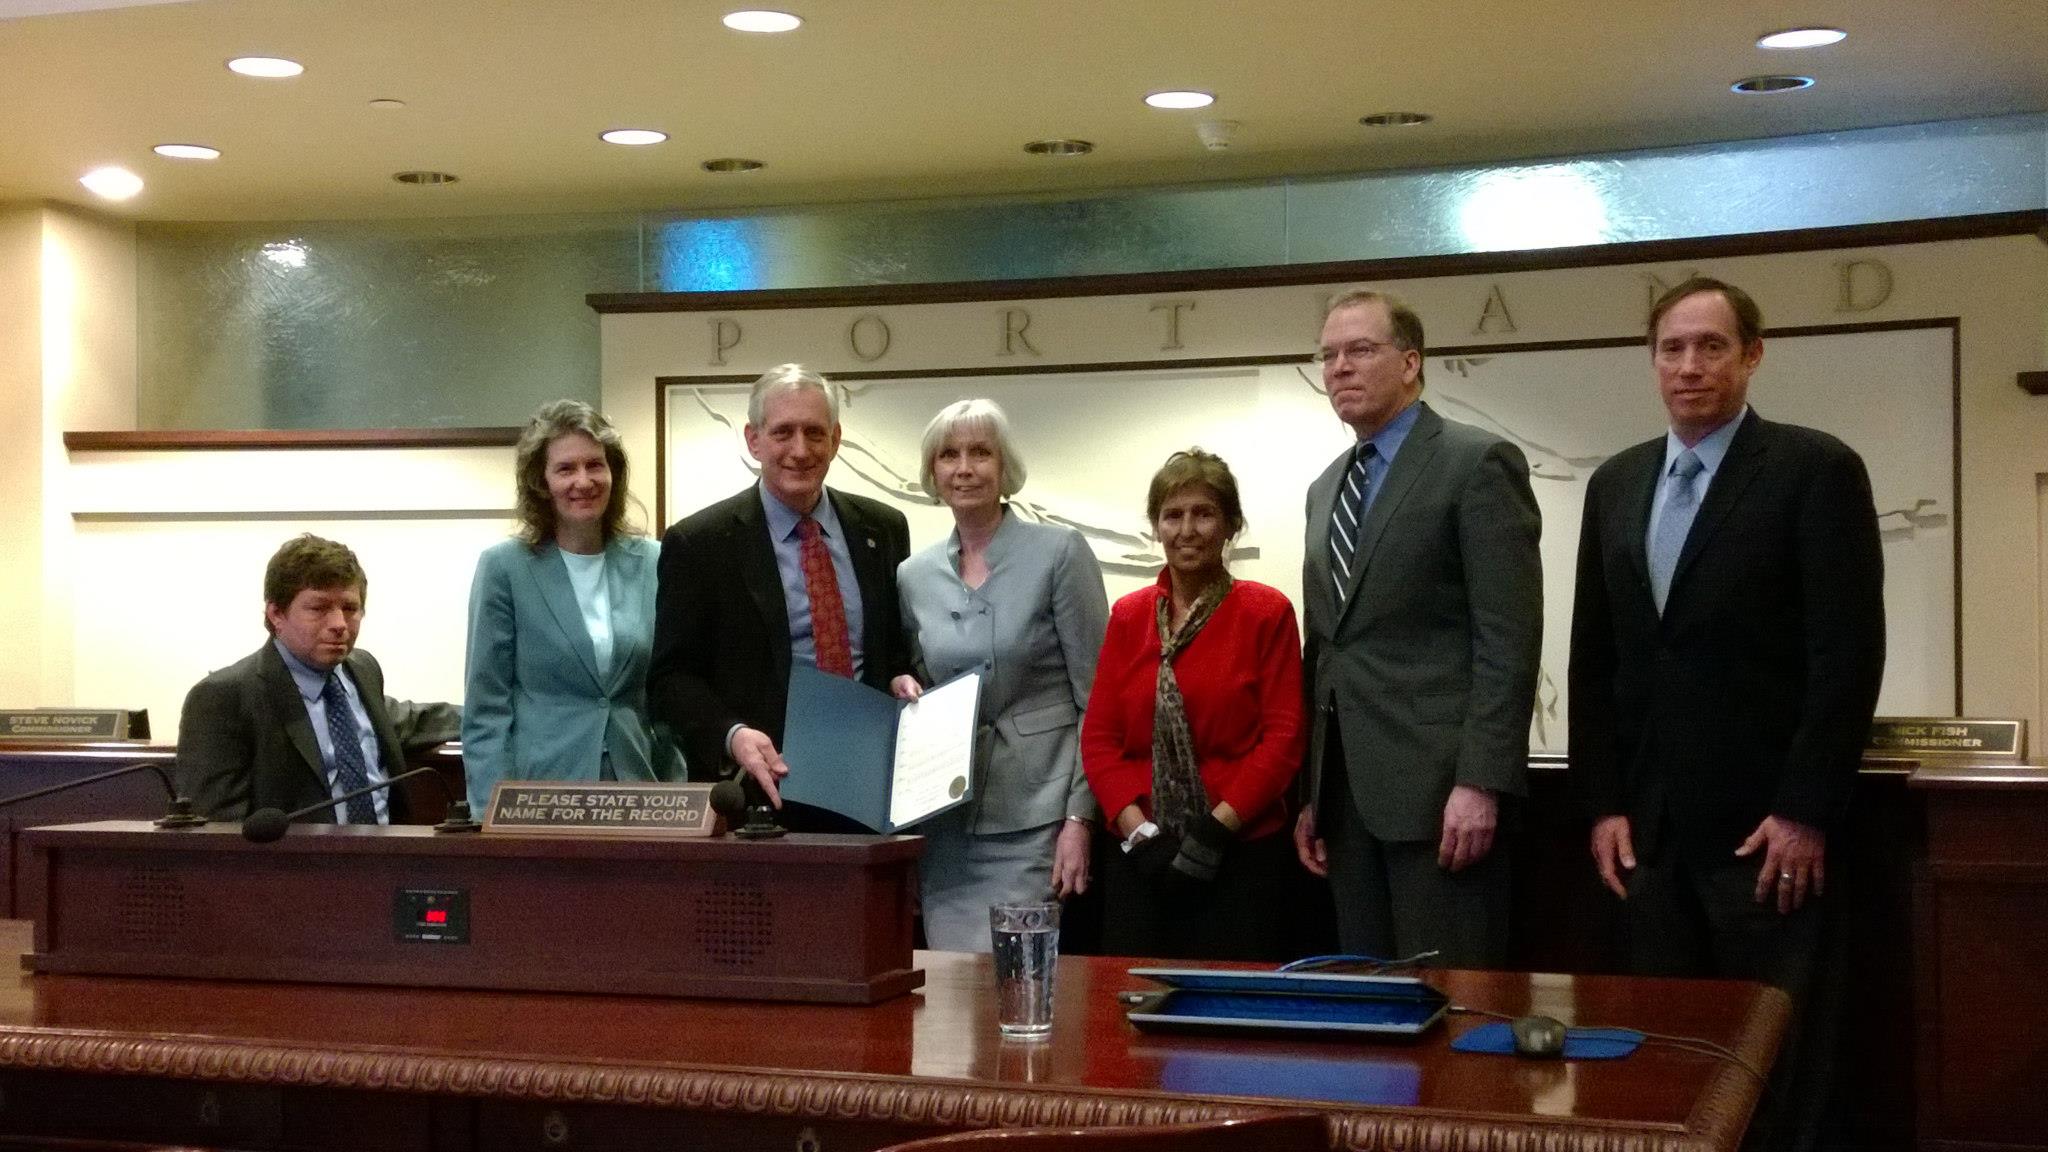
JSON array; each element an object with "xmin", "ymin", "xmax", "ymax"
[
  {"xmin": 485, "ymin": 781, "xmax": 720, "ymax": 836},
  {"xmin": 0, "ymin": 709, "xmax": 147, "ymax": 741},
  {"xmin": 1867, "ymin": 717, "xmax": 2025, "ymax": 763}
]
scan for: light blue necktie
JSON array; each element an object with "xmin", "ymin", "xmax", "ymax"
[
  {"xmin": 320, "ymin": 674, "xmax": 380, "ymax": 824},
  {"xmin": 1649, "ymin": 449, "xmax": 1705, "ymax": 615}
]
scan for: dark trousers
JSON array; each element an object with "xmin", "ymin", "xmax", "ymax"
[
  {"xmin": 1099, "ymin": 830, "xmax": 1297, "ymax": 962},
  {"xmin": 1624, "ymin": 846, "xmax": 1848, "ymax": 1152},
  {"xmin": 1319, "ymin": 722, "xmax": 1513, "ymax": 968}
]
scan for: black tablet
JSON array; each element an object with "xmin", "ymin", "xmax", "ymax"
[{"xmin": 1124, "ymin": 967, "xmax": 1449, "ymax": 1038}]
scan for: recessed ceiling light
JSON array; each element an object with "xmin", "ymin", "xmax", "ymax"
[
  {"xmin": 1731, "ymin": 74, "xmax": 1815, "ymax": 94},
  {"xmin": 368, "ymin": 98, "xmax": 407, "ymax": 111},
  {"xmin": 1144, "ymin": 90, "xmax": 1214, "ymax": 110},
  {"xmin": 80, "ymin": 167, "xmax": 143, "ymax": 201},
  {"xmin": 1757, "ymin": 27, "xmax": 1846, "ymax": 49},
  {"xmin": 226, "ymin": 56, "xmax": 303, "ymax": 78},
  {"xmin": 1023, "ymin": 138, "xmax": 1094, "ymax": 157},
  {"xmin": 153, "ymin": 143, "xmax": 220, "ymax": 160},
  {"xmin": 1359, "ymin": 111, "xmax": 1432, "ymax": 127},
  {"xmin": 723, "ymin": 10, "xmax": 801, "ymax": 32},
  {"xmin": 392, "ymin": 170, "xmax": 459, "ymax": 185},
  {"xmin": 602, "ymin": 129, "xmax": 669, "ymax": 146},
  {"xmin": 701, "ymin": 157, "xmax": 765, "ymax": 173}
]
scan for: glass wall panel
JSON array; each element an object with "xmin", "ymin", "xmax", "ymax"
[{"xmin": 133, "ymin": 115, "xmax": 2047, "ymax": 429}]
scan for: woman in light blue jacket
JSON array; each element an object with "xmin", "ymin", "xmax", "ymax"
[
  {"xmin": 893, "ymin": 399, "xmax": 1110, "ymax": 951},
  {"xmin": 462, "ymin": 400, "xmax": 679, "ymax": 807}
]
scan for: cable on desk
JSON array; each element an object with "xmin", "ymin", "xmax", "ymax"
[
  {"xmin": 1277, "ymin": 950, "xmax": 1439, "ymax": 974},
  {"xmin": 1448, "ymin": 1003, "xmax": 1769, "ymax": 1084}
]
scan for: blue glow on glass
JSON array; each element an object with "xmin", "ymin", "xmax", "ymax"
[{"xmin": 656, "ymin": 218, "xmax": 763, "ymax": 291}]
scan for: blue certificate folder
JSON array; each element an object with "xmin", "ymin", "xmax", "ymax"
[
  {"xmin": 778, "ymin": 662, "xmax": 980, "ymax": 833},
  {"xmin": 1124, "ymin": 968, "xmax": 1449, "ymax": 1039}
]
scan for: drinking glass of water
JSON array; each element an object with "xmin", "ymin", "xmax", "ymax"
[{"xmin": 989, "ymin": 900, "xmax": 1060, "ymax": 1039}]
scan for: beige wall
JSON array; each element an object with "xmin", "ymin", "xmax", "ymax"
[
  {"xmin": 1, "ymin": 199, "xmax": 508, "ymax": 740},
  {"xmin": 39, "ymin": 206, "xmax": 137, "ymax": 707},
  {"xmin": 0, "ymin": 207, "xmax": 45, "ymax": 710},
  {"xmin": 0, "ymin": 203, "xmax": 136, "ymax": 709},
  {"xmin": 63, "ymin": 447, "xmax": 513, "ymax": 739}
]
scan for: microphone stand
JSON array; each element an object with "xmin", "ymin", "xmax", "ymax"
[
  {"xmin": 0, "ymin": 761, "xmax": 205, "ymax": 829},
  {"xmin": 241, "ymin": 765, "xmax": 482, "ymax": 843}
]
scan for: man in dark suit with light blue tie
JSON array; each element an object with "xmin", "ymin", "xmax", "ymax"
[
  {"xmin": 176, "ymin": 534, "xmax": 461, "ymax": 823},
  {"xmin": 1570, "ymin": 277, "xmax": 1884, "ymax": 1152},
  {"xmin": 648, "ymin": 364, "xmax": 913, "ymax": 830},
  {"xmin": 1295, "ymin": 289, "xmax": 1544, "ymax": 969}
]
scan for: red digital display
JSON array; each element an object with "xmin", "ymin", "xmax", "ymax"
[{"xmin": 424, "ymin": 909, "xmax": 448, "ymax": 924}]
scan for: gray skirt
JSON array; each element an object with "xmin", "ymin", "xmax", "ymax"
[{"xmin": 916, "ymin": 805, "xmax": 1062, "ymax": 953}]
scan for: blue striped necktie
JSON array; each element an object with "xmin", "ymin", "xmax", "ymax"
[
  {"xmin": 320, "ymin": 674, "xmax": 380, "ymax": 824},
  {"xmin": 1329, "ymin": 443, "xmax": 1377, "ymax": 606}
]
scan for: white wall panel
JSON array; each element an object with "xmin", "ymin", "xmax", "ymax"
[{"xmin": 62, "ymin": 446, "xmax": 514, "ymax": 741}]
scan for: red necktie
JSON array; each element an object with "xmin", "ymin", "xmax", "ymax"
[{"xmin": 798, "ymin": 516, "xmax": 854, "ymax": 677}]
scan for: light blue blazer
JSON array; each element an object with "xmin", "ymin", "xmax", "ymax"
[
  {"xmin": 897, "ymin": 512, "xmax": 1109, "ymax": 835},
  {"xmin": 462, "ymin": 534, "xmax": 679, "ymax": 806}
]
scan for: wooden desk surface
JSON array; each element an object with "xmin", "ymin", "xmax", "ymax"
[{"xmin": 0, "ymin": 921, "xmax": 1785, "ymax": 1152}]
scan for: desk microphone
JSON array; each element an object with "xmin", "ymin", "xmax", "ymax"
[
  {"xmin": 241, "ymin": 765, "xmax": 482, "ymax": 843},
  {"xmin": 708, "ymin": 770, "xmax": 785, "ymax": 839},
  {"xmin": 0, "ymin": 760, "xmax": 206, "ymax": 829}
]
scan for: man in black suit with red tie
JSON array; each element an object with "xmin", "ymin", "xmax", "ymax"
[
  {"xmin": 648, "ymin": 364, "xmax": 912, "ymax": 831},
  {"xmin": 1570, "ymin": 278, "xmax": 1885, "ymax": 1152}
]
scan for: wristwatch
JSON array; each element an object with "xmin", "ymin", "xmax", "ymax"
[{"xmin": 1119, "ymin": 820, "xmax": 1160, "ymax": 854}]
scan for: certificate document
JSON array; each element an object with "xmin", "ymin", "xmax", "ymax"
[{"xmin": 779, "ymin": 663, "xmax": 982, "ymax": 833}]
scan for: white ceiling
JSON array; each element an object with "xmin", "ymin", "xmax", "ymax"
[{"xmin": 2, "ymin": 0, "xmax": 2043, "ymax": 222}]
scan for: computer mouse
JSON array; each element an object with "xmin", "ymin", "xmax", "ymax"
[{"xmin": 1510, "ymin": 1014, "xmax": 1568, "ymax": 1058}]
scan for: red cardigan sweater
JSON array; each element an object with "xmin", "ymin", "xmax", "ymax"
[{"xmin": 1081, "ymin": 572, "xmax": 1307, "ymax": 841}]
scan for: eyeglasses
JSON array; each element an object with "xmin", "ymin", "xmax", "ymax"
[{"xmin": 1313, "ymin": 338, "xmax": 1400, "ymax": 365}]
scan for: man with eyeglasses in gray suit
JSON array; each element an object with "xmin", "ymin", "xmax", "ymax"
[{"xmin": 1294, "ymin": 288, "xmax": 1543, "ymax": 969}]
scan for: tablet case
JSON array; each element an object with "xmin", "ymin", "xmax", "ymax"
[{"xmin": 1124, "ymin": 966, "xmax": 1450, "ymax": 1038}]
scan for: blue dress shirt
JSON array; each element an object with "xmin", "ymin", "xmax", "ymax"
[
  {"xmin": 1646, "ymin": 406, "xmax": 1749, "ymax": 556},
  {"xmin": 273, "ymin": 639, "xmax": 390, "ymax": 823},
  {"xmin": 758, "ymin": 482, "xmax": 867, "ymax": 678},
  {"xmin": 1355, "ymin": 398, "xmax": 1425, "ymax": 520}
]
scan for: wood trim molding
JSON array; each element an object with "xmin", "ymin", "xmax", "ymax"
[
  {"xmin": 1908, "ymin": 764, "xmax": 2048, "ymax": 790},
  {"xmin": 0, "ymin": 1022, "xmax": 1775, "ymax": 1152},
  {"xmin": 62, "ymin": 428, "xmax": 521, "ymax": 452},
  {"xmin": 590, "ymin": 210, "xmax": 2048, "ymax": 314}
]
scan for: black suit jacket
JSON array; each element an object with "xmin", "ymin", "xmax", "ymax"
[
  {"xmin": 1568, "ymin": 411, "xmax": 1885, "ymax": 858},
  {"xmin": 648, "ymin": 483, "xmax": 914, "ymax": 782},
  {"xmin": 175, "ymin": 642, "xmax": 462, "ymax": 823}
]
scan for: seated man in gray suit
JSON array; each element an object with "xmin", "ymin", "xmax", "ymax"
[{"xmin": 176, "ymin": 534, "xmax": 460, "ymax": 823}]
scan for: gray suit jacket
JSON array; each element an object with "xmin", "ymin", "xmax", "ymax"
[
  {"xmin": 175, "ymin": 642, "xmax": 461, "ymax": 823},
  {"xmin": 462, "ymin": 535, "xmax": 681, "ymax": 808},
  {"xmin": 898, "ymin": 513, "xmax": 1108, "ymax": 834},
  {"xmin": 1302, "ymin": 402, "xmax": 1544, "ymax": 841}
]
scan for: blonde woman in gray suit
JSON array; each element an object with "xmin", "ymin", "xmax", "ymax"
[{"xmin": 892, "ymin": 399, "xmax": 1110, "ymax": 952}]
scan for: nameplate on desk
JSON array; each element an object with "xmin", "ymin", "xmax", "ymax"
[
  {"xmin": 0, "ymin": 709, "xmax": 146, "ymax": 741},
  {"xmin": 483, "ymin": 781, "xmax": 719, "ymax": 836},
  {"xmin": 1867, "ymin": 717, "xmax": 2024, "ymax": 762}
]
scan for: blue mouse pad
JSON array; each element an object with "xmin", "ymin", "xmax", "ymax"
[{"xmin": 1452, "ymin": 1022, "xmax": 1645, "ymax": 1059}]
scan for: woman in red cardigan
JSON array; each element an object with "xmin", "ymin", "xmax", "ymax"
[{"xmin": 1082, "ymin": 449, "xmax": 1307, "ymax": 960}]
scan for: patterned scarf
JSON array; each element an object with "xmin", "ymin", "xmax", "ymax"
[{"xmin": 1150, "ymin": 576, "xmax": 1232, "ymax": 839}]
